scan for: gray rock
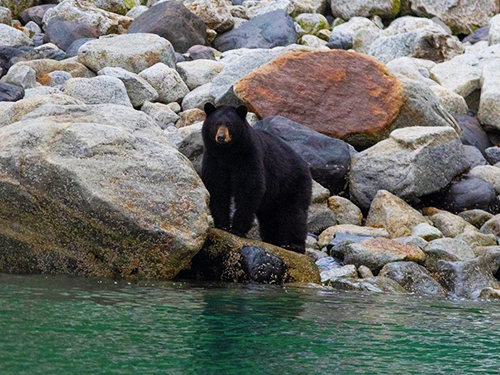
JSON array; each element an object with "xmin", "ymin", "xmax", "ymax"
[
  {"xmin": 178, "ymin": 122, "xmax": 204, "ymax": 174},
  {"xmin": 329, "ymin": 276, "xmax": 407, "ymax": 293},
  {"xmin": 424, "ymin": 238, "xmax": 476, "ymax": 271},
  {"xmin": 369, "ymin": 16, "xmax": 463, "ymax": 64},
  {"xmin": 125, "ymin": 5, "xmax": 148, "ymax": 19},
  {"xmin": 430, "ymin": 211, "xmax": 478, "ymax": 238},
  {"xmin": 176, "ymin": 59, "xmax": 223, "ymax": 90},
  {"xmin": 350, "ymin": 126, "xmax": 469, "ymax": 210},
  {"xmin": 410, "ymin": 0, "xmax": 498, "ymax": 35},
  {"xmin": 481, "ymin": 214, "xmax": 500, "ymax": 238},
  {"xmin": 430, "ymin": 85, "xmax": 469, "ymax": 116},
  {"xmin": 478, "ymin": 60, "xmax": 500, "ymax": 131},
  {"xmin": 326, "ymin": 232, "xmax": 374, "ymax": 259},
  {"xmin": 64, "ymin": 76, "xmax": 132, "ymax": 107},
  {"xmin": 138, "ymin": 63, "xmax": 190, "ymax": 104},
  {"xmin": 213, "ymin": 10, "xmax": 296, "ymax": 52},
  {"xmin": 184, "ymin": 0, "xmax": 234, "ymax": 33},
  {"xmin": 459, "ymin": 209, "xmax": 494, "ymax": 229},
  {"xmin": 330, "ymin": 0, "xmax": 400, "ymax": 19},
  {"xmin": 311, "ymin": 180, "xmax": 330, "ymax": 204},
  {"xmin": 430, "ymin": 54, "xmax": 482, "ymax": 98},
  {"xmin": 412, "ymin": 223, "xmax": 443, "ymax": 241},
  {"xmin": 141, "ymin": 101, "xmax": 180, "ymax": 129},
  {"xmin": 66, "ymin": 38, "xmax": 95, "ymax": 58},
  {"xmin": 318, "ymin": 224, "xmax": 389, "ymax": 249},
  {"xmin": 468, "ymin": 165, "xmax": 500, "ymax": 194},
  {"xmin": 434, "ymin": 257, "xmax": 500, "ymax": 299},
  {"xmin": 0, "ymin": 6, "xmax": 12, "ymax": 25},
  {"xmin": 386, "ymin": 57, "xmax": 437, "ymax": 86},
  {"xmin": 181, "ymin": 83, "xmax": 214, "ymax": 111},
  {"xmin": 379, "ymin": 261, "xmax": 446, "ymax": 296},
  {"xmin": 315, "ymin": 256, "xmax": 343, "ymax": 272},
  {"xmin": 46, "ymin": 70, "xmax": 72, "ymax": 87},
  {"xmin": 357, "ymin": 265, "xmax": 373, "ymax": 278},
  {"xmin": 321, "ymin": 264, "xmax": 357, "ymax": 284},
  {"xmin": 25, "ymin": 21, "xmax": 42, "ymax": 37},
  {"xmin": 24, "ymin": 86, "xmax": 61, "ymax": 98},
  {"xmin": 1, "ymin": 64, "xmax": 36, "ymax": 90},
  {"xmin": 0, "ymin": 112, "xmax": 208, "ymax": 279},
  {"xmin": 485, "ymin": 147, "xmax": 500, "ymax": 165},
  {"xmin": 456, "ymin": 115, "xmax": 493, "ymax": 156},
  {"xmin": 489, "ymin": 13, "xmax": 500, "ymax": 46},
  {"xmin": 245, "ymin": 0, "xmax": 294, "ymax": 18},
  {"xmin": 0, "ymin": 24, "xmax": 34, "ymax": 47},
  {"xmin": 463, "ymin": 145, "xmax": 488, "ymax": 168},
  {"xmin": 307, "ymin": 204, "xmax": 338, "ymax": 235},
  {"xmin": 328, "ymin": 17, "xmax": 381, "ymax": 54},
  {"xmin": 327, "ymin": 196, "xmax": 362, "ymax": 226},
  {"xmin": 78, "ymin": 33, "xmax": 176, "ymax": 74},
  {"xmin": 98, "ymin": 67, "xmax": 158, "ymax": 108},
  {"xmin": 185, "ymin": 45, "xmax": 216, "ymax": 61},
  {"xmin": 455, "ymin": 230, "xmax": 497, "ymax": 249},
  {"xmin": 290, "ymin": 0, "xmax": 327, "ymax": 15},
  {"xmin": 394, "ymin": 236, "xmax": 428, "ymax": 250}
]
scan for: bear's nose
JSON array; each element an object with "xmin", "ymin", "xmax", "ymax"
[{"xmin": 217, "ymin": 134, "xmax": 226, "ymax": 143}]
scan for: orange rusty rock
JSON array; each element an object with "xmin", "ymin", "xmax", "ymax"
[{"xmin": 234, "ymin": 50, "xmax": 405, "ymax": 149}]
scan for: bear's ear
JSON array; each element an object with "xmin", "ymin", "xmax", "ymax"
[
  {"xmin": 236, "ymin": 105, "xmax": 248, "ymax": 119},
  {"xmin": 204, "ymin": 103, "xmax": 217, "ymax": 116}
]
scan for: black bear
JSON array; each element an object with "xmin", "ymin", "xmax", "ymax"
[{"xmin": 201, "ymin": 103, "xmax": 312, "ymax": 254}]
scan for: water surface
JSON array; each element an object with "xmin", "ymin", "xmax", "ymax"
[{"xmin": 1, "ymin": 274, "xmax": 499, "ymax": 374}]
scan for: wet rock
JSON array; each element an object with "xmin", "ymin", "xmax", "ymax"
[
  {"xmin": 479, "ymin": 287, "xmax": 500, "ymax": 299},
  {"xmin": 410, "ymin": 0, "xmax": 498, "ymax": 35},
  {"xmin": 129, "ymin": 1, "xmax": 206, "ymax": 53},
  {"xmin": 326, "ymin": 232, "xmax": 375, "ymax": 259},
  {"xmin": 213, "ymin": 10, "xmax": 296, "ymax": 52},
  {"xmin": 315, "ymin": 256, "xmax": 343, "ymax": 272},
  {"xmin": 344, "ymin": 238, "xmax": 425, "ymax": 273},
  {"xmin": 328, "ymin": 17, "xmax": 381, "ymax": 54},
  {"xmin": 43, "ymin": 0, "xmax": 132, "ymax": 36},
  {"xmin": 369, "ymin": 16, "xmax": 463, "ymax": 64},
  {"xmin": 235, "ymin": 49, "xmax": 404, "ymax": 149},
  {"xmin": 138, "ymin": 63, "xmax": 190, "ymax": 104},
  {"xmin": 468, "ymin": 165, "xmax": 500, "ymax": 194},
  {"xmin": 459, "ymin": 210, "xmax": 494, "ymax": 229},
  {"xmin": 425, "ymin": 176, "xmax": 496, "ymax": 214},
  {"xmin": 181, "ymin": 83, "xmax": 214, "ymax": 110},
  {"xmin": 180, "ymin": 228, "xmax": 320, "ymax": 284},
  {"xmin": 430, "ymin": 211, "xmax": 478, "ymax": 238},
  {"xmin": 434, "ymin": 257, "xmax": 500, "ymax": 299},
  {"xmin": 1, "ymin": 64, "xmax": 36, "ymax": 90},
  {"xmin": 379, "ymin": 261, "xmax": 446, "ymax": 296},
  {"xmin": 0, "ymin": 110, "xmax": 208, "ymax": 279},
  {"xmin": 455, "ymin": 115, "xmax": 492, "ymax": 155},
  {"xmin": 321, "ymin": 264, "xmax": 357, "ymax": 284},
  {"xmin": 0, "ymin": 82, "xmax": 24, "ymax": 102},
  {"xmin": 411, "ymin": 223, "xmax": 443, "ymax": 242},
  {"xmin": 43, "ymin": 17, "xmax": 100, "ymax": 51},
  {"xmin": 319, "ymin": 225, "xmax": 389, "ymax": 249},
  {"xmin": 330, "ymin": 0, "xmax": 400, "ymax": 20},
  {"xmin": 0, "ymin": 24, "xmax": 34, "ymax": 47},
  {"xmin": 366, "ymin": 190, "xmax": 429, "ymax": 238},
  {"xmin": 350, "ymin": 127, "xmax": 468, "ymax": 210},
  {"xmin": 78, "ymin": 33, "xmax": 176, "ymax": 75},
  {"xmin": 98, "ymin": 67, "xmax": 158, "ymax": 108},
  {"xmin": 176, "ymin": 59, "xmax": 223, "ymax": 90},
  {"xmin": 64, "ymin": 76, "xmax": 132, "ymax": 107},
  {"xmin": 184, "ymin": 0, "xmax": 234, "ymax": 33},
  {"xmin": 254, "ymin": 116, "xmax": 351, "ymax": 194},
  {"xmin": 327, "ymin": 196, "xmax": 363, "ymax": 226},
  {"xmin": 329, "ymin": 276, "xmax": 406, "ymax": 293},
  {"xmin": 424, "ymin": 238, "xmax": 476, "ymax": 270},
  {"xmin": 141, "ymin": 101, "xmax": 180, "ymax": 129}
]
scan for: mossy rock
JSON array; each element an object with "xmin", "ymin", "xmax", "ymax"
[{"xmin": 295, "ymin": 13, "xmax": 329, "ymax": 37}]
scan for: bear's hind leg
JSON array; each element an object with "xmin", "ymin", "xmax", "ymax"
[{"xmin": 278, "ymin": 206, "xmax": 308, "ymax": 254}]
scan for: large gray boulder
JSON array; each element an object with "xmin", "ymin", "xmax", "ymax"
[
  {"xmin": 64, "ymin": 76, "xmax": 133, "ymax": 107},
  {"xmin": 0, "ymin": 106, "xmax": 209, "ymax": 279},
  {"xmin": 213, "ymin": 10, "xmax": 296, "ymax": 52},
  {"xmin": 0, "ymin": 24, "xmax": 34, "ymax": 47},
  {"xmin": 330, "ymin": 0, "xmax": 400, "ymax": 19},
  {"xmin": 350, "ymin": 126, "xmax": 469, "ymax": 210},
  {"xmin": 138, "ymin": 63, "xmax": 190, "ymax": 104},
  {"xmin": 78, "ymin": 33, "xmax": 176, "ymax": 74},
  {"xmin": 369, "ymin": 16, "xmax": 463, "ymax": 64}
]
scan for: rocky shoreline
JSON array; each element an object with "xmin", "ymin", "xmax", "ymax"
[{"xmin": 1, "ymin": 0, "xmax": 500, "ymax": 299}]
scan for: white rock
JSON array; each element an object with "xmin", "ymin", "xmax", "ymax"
[
  {"xmin": 329, "ymin": 17, "xmax": 381, "ymax": 54},
  {"xmin": 183, "ymin": 0, "xmax": 234, "ymax": 33},
  {"xmin": 139, "ymin": 63, "xmax": 190, "ymax": 104},
  {"xmin": 488, "ymin": 13, "xmax": 500, "ymax": 46},
  {"xmin": 468, "ymin": 165, "xmax": 500, "ymax": 194},
  {"xmin": 0, "ymin": 24, "xmax": 34, "ymax": 47},
  {"xmin": 98, "ymin": 67, "xmax": 158, "ymax": 108},
  {"xmin": 64, "ymin": 76, "xmax": 133, "ymax": 107},
  {"xmin": 430, "ymin": 85, "xmax": 469, "ymax": 115},
  {"xmin": 478, "ymin": 60, "xmax": 500, "ymax": 130},
  {"xmin": 181, "ymin": 83, "xmax": 214, "ymax": 111},
  {"xmin": 125, "ymin": 5, "xmax": 148, "ymax": 19},
  {"xmin": 0, "ymin": 6, "xmax": 11, "ymax": 25},
  {"xmin": 176, "ymin": 59, "xmax": 223, "ymax": 90},
  {"xmin": 245, "ymin": 0, "xmax": 294, "ymax": 18},
  {"xmin": 141, "ymin": 101, "xmax": 180, "ymax": 129},
  {"xmin": 1, "ymin": 65, "xmax": 37, "ymax": 90}
]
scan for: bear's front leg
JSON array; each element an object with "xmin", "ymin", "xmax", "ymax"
[
  {"xmin": 230, "ymin": 169, "xmax": 265, "ymax": 237},
  {"xmin": 201, "ymin": 155, "xmax": 231, "ymax": 230}
]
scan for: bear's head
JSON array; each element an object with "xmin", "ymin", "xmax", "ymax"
[{"xmin": 202, "ymin": 103, "xmax": 249, "ymax": 149}]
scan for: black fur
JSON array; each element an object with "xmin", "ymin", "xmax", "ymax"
[{"xmin": 201, "ymin": 104, "xmax": 312, "ymax": 253}]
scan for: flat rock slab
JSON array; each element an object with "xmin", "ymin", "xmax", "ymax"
[
  {"xmin": 344, "ymin": 238, "xmax": 426, "ymax": 273},
  {"xmin": 234, "ymin": 49, "xmax": 405, "ymax": 149}
]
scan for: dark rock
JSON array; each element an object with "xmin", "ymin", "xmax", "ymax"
[
  {"xmin": 463, "ymin": 26, "xmax": 490, "ymax": 44},
  {"xmin": 65, "ymin": 38, "xmax": 95, "ymax": 58},
  {"xmin": 307, "ymin": 204, "xmax": 338, "ymax": 235},
  {"xmin": 254, "ymin": 116, "xmax": 352, "ymax": 194},
  {"xmin": 434, "ymin": 257, "xmax": 500, "ymax": 299},
  {"xmin": 0, "ymin": 46, "xmax": 26, "ymax": 76},
  {"xmin": 455, "ymin": 115, "xmax": 492, "ymax": 155},
  {"xmin": 329, "ymin": 276, "xmax": 406, "ymax": 293},
  {"xmin": 19, "ymin": 4, "xmax": 56, "ymax": 26},
  {"xmin": 423, "ymin": 176, "xmax": 496, "ymax": 214},
  {"xmin": 240, "ymin": 246, "xmax": 288, "ymax": 283},
  {"xmin": 175, "ymin": 52, "xmax": 185, "ymax": 63},
  {"xmin": 185, "ymin": 45, "xmax": 216, "ymax": 60},
  {"xmin": 33, "ymin": 33, "xmax": 45, "ymax": 47},
  {"xmin": 459, "ymin": 209, "xmax": 494, "ymax": 229},
  {"xmin": 129, "ymin": 1, "xmax": 207, "ymax": 53},
  {"xmin": 43, "ymin": 17, "xmax": 100, "ymax": 51},
  {"xmin": 0, "ymin": 46, "xmax": 66, "ymax": 76},
  {"xmin": 213, "ymin": 10, "xmax": 296, "ymax": 52},
  {"xmin": 379, "ymin": 261, "xmax": 446, "ymax": 296},
  {"xmin": 327, "ymin": 29, "xmax": 354, "ymax": 50},
  {"xmin": 485, "ymin": 146, "xmax": 500, "ymax": 165},
  {"xmin": 463, "ymin": 145, "xmax": 487, "ymax": 168},
  {"xmin": 0, "ymin": 82, "xmax": 24, "ymax": 102},
  {"xmin": 326, "ymin": 233, "xmax": 374, "ymax": 258}
]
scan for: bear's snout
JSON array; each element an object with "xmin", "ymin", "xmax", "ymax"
[{"xmin": 215, "ymin": 126, "xmax": 231, "ymax": 144}]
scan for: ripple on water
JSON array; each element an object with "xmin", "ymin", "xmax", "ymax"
[{"xmin": 1, "ymin": 274, "xmax": 500, "ymax": 375}]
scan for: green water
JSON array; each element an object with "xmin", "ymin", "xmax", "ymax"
[{"xmin": 1, "ymin": 275, "xmax": 500, "ymax": 374}]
